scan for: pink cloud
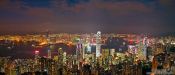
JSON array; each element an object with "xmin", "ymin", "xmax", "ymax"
[
  {"xmin": 60, "ymin": 1, "xmax": 154, "ymax": 16},
  {"xmin": 0, "ymin": 0, "xmax": 22, "ymax": 10},
  {"xmin": 25, "ymin": 8, "xmax": 54, "ymax": 18},
  {"xmin": 0, "ymin": 0, "xmax": 54, "ymax": 19},
  {"xmin": 0, "ymin": 0, "xmax": 10, "ymax": 7}
]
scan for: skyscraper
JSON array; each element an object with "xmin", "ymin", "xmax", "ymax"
[{"xmin": 96, "ymin": 31, "xmax": 101, "ymax": 58}]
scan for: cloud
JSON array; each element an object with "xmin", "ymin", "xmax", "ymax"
[
  {"xmin": 0, "ymin": 0, "xmax": 23, "ymax": 11},
  {"xmin": 159, "ymin": 0, "xmax": 175, "ymax": 13},
  {"xmin": 0, "ymin": 0, "xmax": 174, "ymax": 33},
  {"xmin": 159, "ymin": 0, "xmax": 175, "ymax": 7},
  {"xmin": 51, "ymin": 0, "xmax": 154, "ymax": 16},
  {"xmin": 0, "ymin": 0, "xmax": 10, "ymax": 7},
  {"xmin": 25, "ymin": 8, "xmax": 54, "ymax": 18},
  {"xmin": 0, "ymin": 0, "xmax": 54, "ymax": 18},
  {"xmin": 0, "ymin": 0, "xmax": 154, "ymax": 18}
]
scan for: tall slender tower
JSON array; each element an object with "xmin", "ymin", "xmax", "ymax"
[
  {"xmin": 96, "ymin": 31, "xmax": 101, "ymax": 58},
  {"xmin": 47, "ymin": 33, "xmax": 56, "ymax": 58},
  {"xmin": 47, "ymin": 39, "xmax": 52, "ymax": 58},
  {"xmin": 35, "ymin": 50, "xmax": 39, "ymax": 65},
  {"xmin": 76, "ymin": 39, "xmax": 83, "ymax": 62},
  {"xmin": 45, "ymin": 30, "xmax": 52, "ymax": 59},
  {"xmin": 48, "ymin": 36, "xmax": 56, "ymax": 59},
  {"xmin": 143, "ymin": 37, "xmax": 148, "ymax": 60}
]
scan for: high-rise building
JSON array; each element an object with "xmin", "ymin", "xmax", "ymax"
[
  {"xmin": 143, "ymin": 37, "xmax": 148, "ymax": 60},
  {"xmin": 96, "ymin": 31, "xmax": 101, "ymax": 58},
  {"xmin": 46, "ymin": 32, "xmax": 56, "ymax": 59},
  {"xmin": 76, "ymin": 40, "xmax": 83, "ymax": 61},
  {"xmin": 45, "ymin": 31, "xmax": 52, "ymax": 59},
  {"xmin": 35, "ymin": 50, "xmax": 39, "ymax": 64}
]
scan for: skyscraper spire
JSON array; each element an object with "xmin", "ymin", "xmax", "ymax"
[{"xmin": 96, "ymin": 31, "xmax": 101, "ymax": 58}]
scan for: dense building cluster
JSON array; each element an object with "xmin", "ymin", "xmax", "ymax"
[{"xmin": 0, "ymin": 32, "xmax": 175, "ymax": 75}]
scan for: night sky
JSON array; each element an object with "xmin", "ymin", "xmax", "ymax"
[{"xmin": 0, "ymin": 0, "xmax": 175, "ymax": 34}]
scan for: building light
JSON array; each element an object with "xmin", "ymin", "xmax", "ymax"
[{"xmin": 35, "ymin": 50, "xmax": 39, "ymax": 54}]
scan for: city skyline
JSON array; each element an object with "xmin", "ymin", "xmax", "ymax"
[{"xmin": 0, "ymin": 0, "xmax": 175, "ymax": 34}]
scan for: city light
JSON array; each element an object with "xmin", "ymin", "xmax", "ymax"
[
  {"xmin": 0, "ymin": 33, "xmax": 175, "ymax": 75},
  {"xmin": 35, "ymin": 50, "xmax": 39, "ymax": 54},
  {"xmin": 0, "ymin": 0, "xmax": 175, "ymax": 74}
]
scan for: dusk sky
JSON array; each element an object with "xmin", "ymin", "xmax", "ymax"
[{"xmin": 0, "ymin": 0, "xmax": 175, "ymax": 34}]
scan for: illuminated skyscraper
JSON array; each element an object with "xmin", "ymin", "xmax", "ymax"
[
  {"xmin": 46, "ymin": 31, "xmax": 56, "ymax": 59},
  {"xmin": 86, "ymin": 43, "xmax": 91, "ymax": 53},
  {"xmin": 35, "ymin": 50, "xmax": 39, "ymax": 59},
  {"xmin": 143, "ymin": 37, "xmax": 148, "ymax": 60},
  {"xmin": 45, "ymin": 30, "xmax": 52, "ymax": 59},
  {"xmin": 48, "ymin": 49, "xmax": 51, "ymax": 58},
  {"xmin": 76, "ymin": 39, "xmax": 83, "ymax": 61},
  {"xmin": 35, "ymin": 50, "xmax": 39, "ymax": 64},
  {"xmin": 47, "ymin": 37, "xmax": 52, "ymax": 58},
  {"xmin": 96, "ymin": 31, "xmax": 101, "ymax": 57}
]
